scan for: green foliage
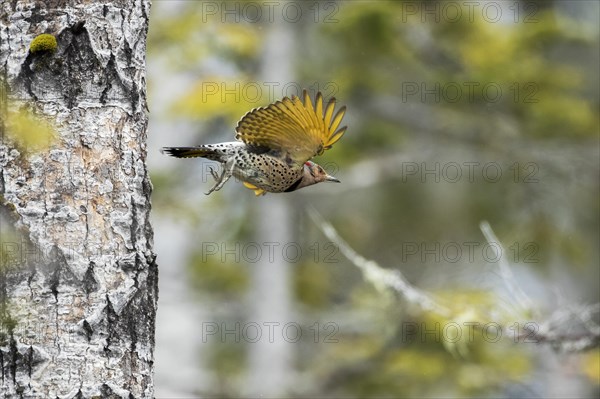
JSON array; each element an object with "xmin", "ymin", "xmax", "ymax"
[
  {"xmin": 208, "ymin": 340, "xmax": 246, "ymax": 385},
  {"xmin": 2, "ymin": 105, "xmax": 56, "ymax": 153},
  {"xmin": 582, "ymin": 349, "xmax": 600, "ymax": 385},
  {"xmin": 306, "ymin": 285, "xmax": 532, "ymax": 398},
  {"xmin": 294, "ymin": 260, "xmax": 332, "ymax": 309},
  {"xmin": 29, "ymin": 33, "xmax": 57, "ymax": 53},
  {"xmin": 170, "ymin": 78, "xmax": 266, "ymax": 124},
  {"xmin": 188, "ymin": 247, "xmax": 249, "ymax": 298},
  {"xmin": 148, "ymin": 4, "xmax": 261, "ymax": 69},
  {"xmin": 317, "ymin": 2, "xmax": 598, "ymax": 140}
]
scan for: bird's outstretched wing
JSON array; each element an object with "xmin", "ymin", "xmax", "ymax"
[{"xmin": 235, "ymin": 90, "xmax": 347, "ymax": 166}]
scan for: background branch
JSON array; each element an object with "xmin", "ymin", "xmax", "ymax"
[{"xmin": 309, "ymin": 208, "xmax": 600, "ymax": 352}]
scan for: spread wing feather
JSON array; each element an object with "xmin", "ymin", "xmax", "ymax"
[{"xmin": 235, "ymin": 90, "xmax": 347, "ymax": 165}]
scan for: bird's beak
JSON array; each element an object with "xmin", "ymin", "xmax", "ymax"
[{"xmin": 325, "ymin": 174, "xmax": 341, "ymax": 183}]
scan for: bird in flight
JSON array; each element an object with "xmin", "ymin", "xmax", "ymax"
[{"xmin": 162, "ymin": 90, "xmax": 347, "ymax": 196}]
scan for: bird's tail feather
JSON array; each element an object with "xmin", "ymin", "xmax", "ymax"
[{"xmin": 161, "ymin": 146, "xmax": 218, "ymax": 160}]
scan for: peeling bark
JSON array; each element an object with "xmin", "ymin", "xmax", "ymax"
[{"xmin": 0, "ymin": 0, "xmax": 156, "ymax": 397}]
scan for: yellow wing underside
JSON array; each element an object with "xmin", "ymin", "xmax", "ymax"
[
  {"xmin": 235, "ymin": 90, "xmax": 347, "ymax": 164},
  {"xmin": 243, "ymin": 182, "xmax": 266, "ymax": 196}
]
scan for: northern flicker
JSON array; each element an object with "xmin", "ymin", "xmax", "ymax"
[{"xmin": 161, "ymin": 90, "xmax": 347, "ymax": 196}]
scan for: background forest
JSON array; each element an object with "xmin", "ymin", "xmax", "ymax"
[{"xmin": 147, "ymin": 1, "xmax": 599, "ymax": 397}]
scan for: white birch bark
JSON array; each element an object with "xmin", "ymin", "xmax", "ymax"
[{"xmin": 0, "ymin": 0, "xmax": 156, "ymax": 397}]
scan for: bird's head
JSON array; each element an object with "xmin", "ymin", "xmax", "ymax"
[{"xmin": 292, "ymin": 161, "xmax": 340, "ymax": 191}]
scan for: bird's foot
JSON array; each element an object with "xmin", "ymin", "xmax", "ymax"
[
  {"xmin": 205, "ymin": 176, "xmax": 226, "ymax": 195},
  {"xmin": 205, "ymin": 180, "xmax": 224, "ymax": 195},
  {"xmin": 208, "ymin": 166, "xmax": 220, "ymax": 181},
  {"xmin": 205, "ymin": 163, "xmax": 234, "ymax": 195}
]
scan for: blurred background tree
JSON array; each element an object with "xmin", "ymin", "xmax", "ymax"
[{"xmin": 147, "ymin": 1, "xmax": 599, "ymax": 397}]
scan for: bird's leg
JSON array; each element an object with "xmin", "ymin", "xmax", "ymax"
[{"xmin": 205, "ymin": 160, "xmax": 235, "ymax": 195}]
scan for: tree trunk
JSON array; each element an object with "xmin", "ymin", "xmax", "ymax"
[
  {"xmin": 0, "ymin": 0, "xmax": 156, "ymax": 397},
  {"xmin": 247, "ymin": 5, "xmax": 296, "ymax": 396}
]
